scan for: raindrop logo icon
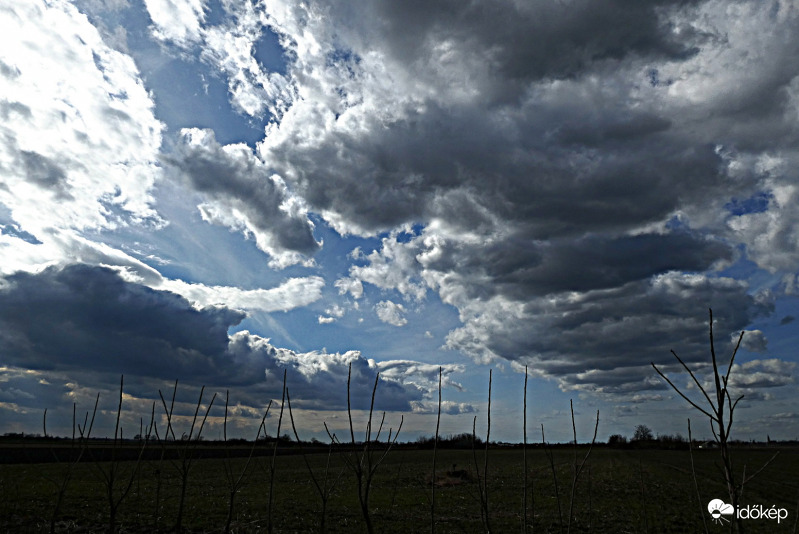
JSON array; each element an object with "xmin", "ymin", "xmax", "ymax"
[{"xmin": 708, "ymin": 499, "xmax": 735, "ymax": 525}]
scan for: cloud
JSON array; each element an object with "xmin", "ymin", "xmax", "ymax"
[
  {"xmin": 629, "ymin": 394, "xmax": 667, "ymax": 404},
  {"xmin": 143, "ymin": 0, "xmax": 207, "ymax": 46},
  {"xmin": 255, "ymin": 0, "xmax": 752, "ymax": 239},
  {"xmin": 6, "ymin": 0, "xmax": 799, "ymax": 436},
  {"xmin": 345, "ymin": 236, "xmax": 430, "ymax": 301},
  {"xmin": 0, "ymin": 264, "xmax": 457, "ymax": 415},
  {"xmin": 248, "ymin": 0, "xmax": 799, "ymax": 257},
  {"xmin": 205, "ymin": 0, "xmax": 799, "ymax": 400},
  {"xmin": 335, "ymin": 277, "xmax": 363, "ymax": 299},
  {"xmin": 339, "ymin": 222, "xmax": 772, "ymax": 392},
  {"xmin": 169, "ymin": 128, "xmax": 320, "ymax": 268},
  {"xmin": 410, "ymin": 400, "xmax": 476, "ymax": 416},
  {"xmin": 0, "ymin": 264, "xmax": 244, "ymax": 382},
  {"xmin": 0, "ymin": 0, "xmax": 163, "ymax": 238},
  {"xmin": 317, "ymin": 304, "xmax": 345, "ymax": 324},
  {"xmin": 199, "ymin": 1, "xmax": 294, "ymax": 118},
  {"xmin": 0, "ymin": 0, "xmax": 167, "ymax": 290},
  {"xmin": 144, "ymin": 0, "xmax": 295, "ymax": 119},
  {"xmin": 766, "ymin": 412, "xmax": 799, "ymax": 421},
  {"xmin": 375, "ymin": 300, "xmax": 408, "ymax": 327},
  {"xmin": 160, "ymin": 276, "xmax": 325, "ymax": 312},
  {"xmin": 727, "ymin": 180, "xmax": 799, "ymax": 273},
  {"xmin": 738, "ymin": 329, "xmax": 768, "ymax": 353},
  {"xmin": 417, "ymin": 229, "xmax": 732, "ymax": 300},
  {"xmin": 376, "ymin": 360, "xmax": 466, "ymax": 392},
  {"xmin": 728, "ymin": 359, "xmax": 796, "ymax": 390},
  {"xmin": 444, "ymin": 272, "xmax": 773, "ymax": 392},
  {"xmin": 665, "ymin": 358, "xmax": 797, "ymax": 409}
]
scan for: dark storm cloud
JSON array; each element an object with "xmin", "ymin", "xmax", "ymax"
[
  {"xmin": 373, "ymin": 0, "xmax": 702, "ymax": 87},
  {"xmin": 259, "ymin": 0, "xmax": 758, "ymax": 237},
  {"xmin": 421, "ymin": 231, "xmax": 732, "ymax": 299},
  {"xmin": 0, "ymin": 264, "xmax": 457, "ymax": 415},
  {"xmin": 170, "ymin": 128, "xmax": 319, "ymax": 264},
  {"xmin": 60, "ymin": 0, "xmax": 786, "ymax": 408},
  {"xmin": 265, "ymin": 98, "xmax": 729, "ymax": 238},
  {"xmin": 0, "ymin": 264, "xmax": 246, "ymax": 382},
  {"xmin": 444, "ymin": 272, "xmax": 775, "ymax": 391},
  {"xmin": 251, "ymin": 0, "xmax": 799, "ymax": 400},
  {"xmin": 254, "ymin": 0, "xmax": 799, "ymax": 261}
]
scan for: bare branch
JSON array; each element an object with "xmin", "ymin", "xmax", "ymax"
[{"xmin": 651, "ymin": 362, "xmax": 717, "ymax": 421}]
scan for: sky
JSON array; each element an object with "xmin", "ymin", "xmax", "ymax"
[{"xmin": 1, "ymin": 0, "xmax": 799, "ymax": 444}]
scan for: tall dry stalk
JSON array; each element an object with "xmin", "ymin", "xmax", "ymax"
[
  {"xmin": 522, "ymin": 365, "xmax": 528, "ymax": 533},
  {"xmin": 471, "ymin": 369, "xmax": 492, "ymax": 533},
  {"xmin": 431, "ymin": 366, "xmax": 442, "ymax": 534},
  {"xmin": 325, "ymin": 363, "xmax": 403, "ymax": 534},
  {"xmin": 652, "ymin": 308, "xmax": 779, "ymax": 533},
  {"xmin": 151, "ymin": 379, "xmax": 177, "ymax": 530},
  {"xmin": 541, "ymin": 424, "xmax": 563, "ymax": 534},
  {"xmin": 566, "ymin": 400, "xmax": 599, "ymax": 533},
  {"xmin": 92, "ymin": 375, "xmax": 154, "ymax": 533},
  {"xmin": 267, "ymin": 370, "xmax": 287, "ymax": 534},
  {"xmin": 158, "ymin": 382, "xmax": 216, "ymax": 532}
]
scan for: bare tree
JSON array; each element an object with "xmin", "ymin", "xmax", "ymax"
[
  {"xmin": 633, "ymin": 424, "xmax": 654, "ymax": 442},
  {"xmin": 325, "ymin": 363, "xmax": 403, "ymax": 534},
  {"xmin": 222, "ymin": 390, "xmax": 270, "ymax": 534},
  {"xmin": 652, "ymin": 308, "xmax": 779, "ymax": 533},
  {"xmin": 157, "ymin": 382, "xmax": 216, "ymax": 532},
  {"xmin": 92, "ymin": 376, "xmax": 153, "ymax": 533},
  {"xmin": 287, "ymin": 386, "xmax": 344, "ymax": 534}
]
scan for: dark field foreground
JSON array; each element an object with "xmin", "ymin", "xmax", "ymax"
[{"xmin": 1, "ymin": 446, "xmax": 797, "ymax": 533}]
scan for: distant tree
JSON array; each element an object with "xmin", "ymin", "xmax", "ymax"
[
  {"xmin": 608, "ymin": 434, "xmax": 628, "ymax": 447},
  {"xmin": 632, "ymin": 424, "xmax": 654, "ymax": 441},
  {"xmin": 657, "ymin": 432, "xmax": 687, "ymax": 449}
]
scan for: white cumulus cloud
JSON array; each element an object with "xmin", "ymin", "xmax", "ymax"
[
  {"xmin": 375, "ymin": 300, "xmax": 407, "ymax": 327},
  {"xmin": 143, "ymin": 0, "xmax": 207, "ymax": 46}
]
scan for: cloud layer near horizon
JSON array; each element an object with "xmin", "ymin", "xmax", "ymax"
[{"xmin": 0, "ymin": 264, "xmax": 470, "ymax": 417}]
